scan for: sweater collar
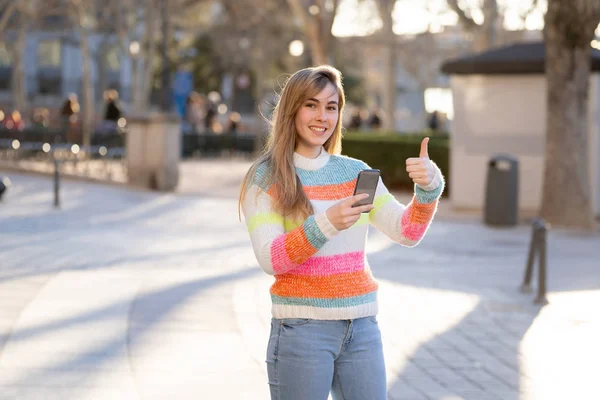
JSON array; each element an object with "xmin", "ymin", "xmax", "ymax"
[{"xmin": 293, "ymin": 147, "xmax": 330, "ymax": 171}]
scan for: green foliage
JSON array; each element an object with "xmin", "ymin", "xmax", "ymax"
[
  {"xmin": 341, "ymin": 131, "xmax": 450, "ymax": 195},
  {"xmin": 337, "ymin": 68, "xmax": 366, "ymax": 106},
  {"xmin": 182, "ymin": 33, "xmax": 225, "ymax": 95}
]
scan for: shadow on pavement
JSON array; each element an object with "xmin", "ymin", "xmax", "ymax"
[{"xmin": 0, "ymin": 267, "xmax": 259, "ymax": 393}]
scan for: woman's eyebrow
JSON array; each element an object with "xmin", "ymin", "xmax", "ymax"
[{"xmin": 307, "ymin": 98, "xmax": 339, "ymax": 105}]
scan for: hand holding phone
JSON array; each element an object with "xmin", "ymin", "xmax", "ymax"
[
  {"xmin": 325, "ymin": 193, "xmax": 373, "ymax": 231},
  {"xmin": 352, "ymin": 169, "xmax": 380, "ymax": 211}
]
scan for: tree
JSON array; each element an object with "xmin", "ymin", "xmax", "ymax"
[
  {"xmin": 69, "ymin": 0, "xmax": 94, "ymax": 150},
  {"xmin": 113, "ymin": 0, "xmax": 159, "ymax": 114},
  {"xmin": 287, "ymin": 0, "xmax": 339, "ymax": 65},
  {"xmin": 447, "ymin": 0, "xmax": 499, "ymax": 52},
  {"xmin": 208, "ymin": 0, "xmax": 300, "ymax": 106},
  {"xmin": 375, "ymin": 0, "xmax": 396, "ymax": 130},
  {"xmin": 113, "ymin": 0, "xmax": 213, "ymax": 113},
  {"xmin": 541, "ymin": 0, "xmax": 600, "ymax": 230},
  {"xmin": 0, "ymin": 0, "xmax": 40, "ymax": 115}
]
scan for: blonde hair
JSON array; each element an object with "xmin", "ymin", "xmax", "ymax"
[{"xmin": 239, "ymin": 65, "xmax": 346, "ymax": 220}]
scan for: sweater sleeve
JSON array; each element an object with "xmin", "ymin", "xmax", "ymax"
[
  {"xmin": 242, "ymin": 184, "xmax": 339, "ymax": 275},
  {"xmin": 369, "ymin": 163, "xmax": 445, "ymax": 247}
]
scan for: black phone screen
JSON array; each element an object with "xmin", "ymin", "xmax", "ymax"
[{"xmin": 352, "ymin": 169, "xmax": 380, "ymax": 208}]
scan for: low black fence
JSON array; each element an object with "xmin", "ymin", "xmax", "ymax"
[
  {"xmin": 0, "ymin": 127, "xmax": 265, "ymax": 160},
  {"xmin": 182, "ymin": 132, "xmax": 264, "ymax": 158}
]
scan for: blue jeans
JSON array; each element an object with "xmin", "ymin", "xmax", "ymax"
[{"xmin": 266, "ymin": 316, "xmax": 386, "ymax": 400}]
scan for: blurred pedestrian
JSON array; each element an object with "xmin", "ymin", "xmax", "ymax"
[
  {"xmin": 185, "ymin": 91, "xmax": 206, "ymax": 133},
  {"xmin": 60, "ymin": 93, "xmax": 80, "ymax": 142},
  {"xmin": 428, "ymin": 110, "xmax": 439, "ymax": 133},
  {"xmin": 238, "ymin": 65, "xmax": 445, "ymax": 399},
  {"xmin": 32, "ymin": 108, "xmax": 50, "ymax": 129},
  {"xmin": 348, "ymin": 108, "xmax": 362, "ymax": 130},
  {"xmin": 204, "ymin": 101, "xmax": 216, "ymax": 133},
  {"xmin": 369, "ymin": 109, "xmax": 382, "ymax": 130},
  {"xmin": 103, "ymin": 89, "xmax": 122, "ymax": 122},
  {"xmin": 227, "ymin": 111, "xmax": 241, "ymax": 134}
]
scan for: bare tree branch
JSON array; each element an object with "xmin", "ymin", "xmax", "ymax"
[
  {"xmin": 446, "ymin": 0, "xmax": 479, "ymax": 31},
  {"xmin": 518, "ymin": 0, "xmax": 540, "ymax": 23},
  {"xmin": 0, "ymin": 1, "xmax": 17, "ymax": 38},
  {"xmin": 287, "ymin": 0, "xmax": 339, "ymax": 65}
]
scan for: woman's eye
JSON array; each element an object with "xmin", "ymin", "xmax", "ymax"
[
  {"xmin": 306, "ymin": 103, "xmax": 316, "ymax": 108},
  {"xmin": 328, "ymin": 107, "xmax": 337, "ymax": 111}
]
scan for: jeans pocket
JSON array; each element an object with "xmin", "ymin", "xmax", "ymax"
[
  {"xmin": 279, "ymin": 318, "xmax": 311, "ymax": 327},
  {"xmin": 267, "ymin": 320, "xmax": 281, "ymax": 361},
  {"xmin": 368, "ymin": 315, "xmax": 378, "ymax": 324}
]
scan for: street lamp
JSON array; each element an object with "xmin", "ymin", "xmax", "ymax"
[{"xmin": 129, "ymin": 40, "xmax": 140, "ymax": 111}]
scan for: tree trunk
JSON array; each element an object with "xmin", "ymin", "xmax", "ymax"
[
  {"xmin": 130, "ymin": 54, "xmax": 139, "ymax": 109},
  {"xmin": 287, "ymin": 0, "xmax": 338, "ymax": 66},
  {"xmin": 73, "ymin": 2, "xmax": 94, "ymax": 150},
  {"xmin": 447, "ymin": 0, "xmax": 498, "ymax": 52},
  {"xmin": 542, "ymin": 0, "xmax": 600, "ymax": 230},
  {"xmin": 12, "ymin": 13, "xmax": 27, "ymax": 114},
  {"xmin": 377, "ymin": 0, "xmax": 396, "ymax": 131},
  {"xmin": 97, "ymin": 42, "xmax": 110, "ymax": 102},
  {"xmin": 138, "ymin": 0, "xmax": 157, "ymax": 112},
  {"xmin": 306, "ymin": 25, "xmax": 326, "ymax": 65},
  {"xmin": 159, "ymin": 0, "xmax": 171, "ymax": 112}
]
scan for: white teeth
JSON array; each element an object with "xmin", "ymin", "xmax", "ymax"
[{"xmin": 309, "ymin": 127, "xmax": 326, "ymax": 132}]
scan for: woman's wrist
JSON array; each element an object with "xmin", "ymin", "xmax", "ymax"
[
  {"xmin": 416, "ymin": 162, "xmax": 442, "ymax": 191},
  {"xmin": 315, "ymin": 211, "xmax": 339, "ymax": 238}
]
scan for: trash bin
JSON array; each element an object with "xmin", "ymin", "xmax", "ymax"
[{"xmin": 484, "ymin": 154, "xmax": 519, "ymax": 226}]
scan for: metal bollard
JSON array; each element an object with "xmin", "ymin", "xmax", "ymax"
[
  {"xmin": 520, "ymin": 218, "xmax": 549, "ymax": 305},
  {"xmin": 0, "ymin": 177, "xmax": 8, "ymax": 200},
  {"xmin": 53, "ymin": 154, "xmax": 60, "ymax": 208}
]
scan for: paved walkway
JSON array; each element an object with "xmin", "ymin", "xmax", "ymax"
[{"xmin": 0, "ymin": 161, "xmax": 598, "ymax": 400}]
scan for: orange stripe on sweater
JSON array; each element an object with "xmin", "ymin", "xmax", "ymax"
[
  {"xmin": 409, "ymin": 200, "xmax": 437, "ymax": 224},
  {"xmin": 270, "ymin": 270, "xmax": 378, "ymax": 298},
  {"xmin": 303, "ymin": 179, "xmax": 357, "ymax": 200},
  {"xmin": 285, "ymin": 229, "xmax": 317, "ymax": 265}
]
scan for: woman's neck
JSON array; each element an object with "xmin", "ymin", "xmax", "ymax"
[
  {"xmin": 293, "ymin": 147, "xmax": 330, "ymax": 171},
  {"xmin": 295, "ymin": 145, "xmax": 322, "ymax": 159}
]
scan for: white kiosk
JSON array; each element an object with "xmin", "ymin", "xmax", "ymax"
[{"xmin": 441, "ymin": 41, "xmax": 600, "ymax": 218}]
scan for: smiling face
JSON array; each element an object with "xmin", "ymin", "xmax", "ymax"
[{"xmin": 294, "ymin": 82, "xmax": 340, "ymax": 158}]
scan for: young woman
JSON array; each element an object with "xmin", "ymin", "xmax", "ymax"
[{"xmin": 239, "ymin": 65, "xmax": 444, "ymax": 400}]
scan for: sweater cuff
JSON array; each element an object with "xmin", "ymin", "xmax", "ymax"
[
  {"xmin": 314, "ymin": 212, "xmax": 339, "ymax": 239},
  {"xmin": 417, "ymin": 162, "xmax": 443, "ymax": 192},
  {"xmin": 415, "ymin": 165, "xmax": 444, "ymax": 204}
]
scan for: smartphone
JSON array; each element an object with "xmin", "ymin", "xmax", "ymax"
[{"xmin": 352, "ymin": 169, "xmax": 380, "ymax": 210}]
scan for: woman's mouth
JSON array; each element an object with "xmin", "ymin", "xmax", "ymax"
[{"xmin": 309, "ymin": 126, "xmax": 327, "ymax": 135}]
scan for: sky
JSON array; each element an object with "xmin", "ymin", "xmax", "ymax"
[{"xmin": 332, "ymin": 0, "xmax": 548, "ymax": 37}]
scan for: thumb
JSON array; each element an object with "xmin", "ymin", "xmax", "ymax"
[{"xmin": 420, "ymin": 137, "xmax": 429, "ymax": 158}]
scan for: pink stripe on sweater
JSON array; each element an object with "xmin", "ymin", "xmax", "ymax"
[
  {"xmin": 271, "ymin": 235, "xmax": 295, "ymax": 274},
  {"xmin": 288, "ymin": 251, "xmax": 365, "ymax": 276},
  {"xmin": 401, "ymin": 206, "xmax": 429, "ymax": 240}
]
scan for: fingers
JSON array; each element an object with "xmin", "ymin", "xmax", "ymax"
[
  {"xmin": 346, "ymin": 192, "xmax": 370, "ymax": 206},
  {"xmin": 405, "ymin": 157, "xmax": 423, "ymax": 166},
  {"xmin": 348, "ymin": 202, "xmax": 374, "ymax": 215},
  {"xmin": 408, "ymin": 172, "xmax": 426, "ymax": 179},
  {"xmin": 355, "ymin": 204, "xmax": 375, "ymax": 213},
  {"xmin": 406, "ymin": 165, "xmax": 426, "ymax": 173}
]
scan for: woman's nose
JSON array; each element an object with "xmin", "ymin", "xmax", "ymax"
[{"xmin": 316, "ymin": 108, "xmax": 328, "ymax": 121}]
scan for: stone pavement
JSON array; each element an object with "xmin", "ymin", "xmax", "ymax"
[{"xmin": 0, "ymin": 161, "xmax": 599, "ymax": 400}]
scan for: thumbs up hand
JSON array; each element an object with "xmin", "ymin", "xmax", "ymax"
[{"xmin": 406, "ymin": 137, "xmax": 436, "ymax": 187}]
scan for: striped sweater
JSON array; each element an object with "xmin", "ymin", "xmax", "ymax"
[{"xmin": 242, "ymin": 147, "xmax": 444, "ymax": 320}]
